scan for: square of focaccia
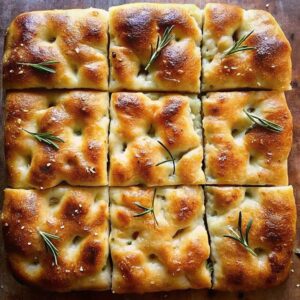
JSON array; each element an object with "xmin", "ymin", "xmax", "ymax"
[
  {"xmin": 203, "ymin": 91, "xmax": 292, "ymax": 185},
  {"xmin": 110, "ymin": 186, "xmax": 211, "ymax": 293},
  {"xmin": 109, "ymin": 92, "xmax": 205, "ymax": 186},
  {"xmin": 2, "ymin": 186, "xmax": 110, "ymax": 292},
  {"xmin": 5, "ymin": 90, "xmax": 109, "ymax": 189},
  {"xmin": 202, "ymin": 3, "xmax": 291, "ymax": 91},
  {"xmin": 205, "ymin": 186, "xmax": 296, "ymax": 291},
  {"xmin": 109, "ymin": 3, "xmax": 202, "ymax": 92},
  {"xmin": 3, "ymin": 9, "xmax": 108, "ymax": 90}
]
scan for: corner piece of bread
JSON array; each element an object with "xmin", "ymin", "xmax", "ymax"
[
  {"xmin": 3, "ymin": 8, "xmax": 109, "ymax": 90},
  {"xmin": 202, "ymin": 3, "xmax": 292, "ymax": 91},
  {"xmin": 2, "ymin": 186, "xmax": 111, "ymax": 292},
  {"xmin": 206, "ymin": 185, "xmax": 296, "ymax": 291}
]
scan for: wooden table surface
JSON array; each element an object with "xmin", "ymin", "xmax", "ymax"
[{"xmin": 0, "ymin": 0, "xmax": 299, "ymax": 299}]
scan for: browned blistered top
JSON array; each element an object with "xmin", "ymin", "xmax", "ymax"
[
  {"xmin": 110, "ymin": 186, "xmax": 211, "ymax": 293},
  {"xmin": 2, "ymin": 187, "xmax": 110, "ymax": 292},
  {"xmin": 202, "ymin": 3, "xmax": 291, "ymax": 91},
  {"xmin": 3, "ymin": 9, "xmax": 108, "ymax": 90},
  {"xmin": 109, "ymin": 92, "xmax": 205, "ymax": 186},
  {"xmin": 206, "ymin": 186, "xmax": 296, "ymax": 291},
  {"xmin": 5, "ymin": 90, "xmax": 109, "ymax": 188},
  {"xmin": 203, "ymin": 91, "xmax": 292, "ymax": 185},
  {"xmin": 109, "ymin": 3, "xmax": 202, "ymax": 92}
]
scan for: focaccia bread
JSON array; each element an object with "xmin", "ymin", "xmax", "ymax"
[
  {"xmin": 109, "ymin": 92, "xmax": 205, "ymax": 186},
  {"xmin": 2, "ymin": 186, "xmax": 110, "ymax": 292},
  {"xmin": 109, "ymin": 3, "xmax": 202, "ymax": 92},
  {"xmin": 110, "ymin": 186, "xmax": 211, "ymax": 293},
  {"xmin": 202, "ymin": 3, "xmax": 291, "ymax": 91},
  {"xmin": 3, "ymin": 9, "xmax": 108, "ymax": 90},
  {"xmin": 206, "ymin": 186, "xmax": 296, "ymax": 291},
  {"xmin": 5, "ymin": 90, "xmax": 109, "ymax": 189},
  {"xmin": 203, "ymin": 91, "xmax": 292, "ymax": 185}
]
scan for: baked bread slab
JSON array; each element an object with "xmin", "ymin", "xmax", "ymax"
[
  {"xmin": 203, "ymin": 91, "xmax": 292, "ymax": 185},
  {"xmin": 5, "ymin": 90, "xmax": 109, "ymax": 189},
  {"xmin": 3, "ymin": 9, "xmax": 108, "ymax": 90},
  {"xmin": 109, "ymin": 3, "xmax": 202, "ymax": 92},
  {"xmin": 202, "ymin": 3, "xmax": 292, "ymax": 91},
  {"xmin": 205, "ymin": 186, "xmax": 296, "ymax": 291},
  {"xmin": 110, "ymin": 186, "xmax": 211, "ymax": 293},
  {"xmin": 2, "ymin": 186, "xmax": 110, "ymax": 292},
  {"xmin": 109, "ymin": 92, "xmax": 205, "ymax": 186}
]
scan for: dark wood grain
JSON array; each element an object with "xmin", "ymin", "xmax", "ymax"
[{"xmin": 0, "ymin": 0, "xmax": 299, "ymax": 299}]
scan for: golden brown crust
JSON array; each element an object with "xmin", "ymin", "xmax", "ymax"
[
  {"xmin": 109, "ymin": 3, "xmax": 202, "ymax": 92},
  {"xmin": 109, "ymin": 92, "xmax": 205, "ymax": 186},
  {"xmin": 206, "ymin": 186, "xmax": 296, "ymax": 291},
  {"xmin": 202, "ymin": 3, "xmax": 292, "ymax": 91},
  {"xmin": 5, "ymin": 90, "xmax": 109, "ymax": 188},
  {"xmin": 203, "ymin": 91, "xmax": 292, "ymax": 185},
  {"xmin": 2, "ymin": 187, "xmax": 110, "ymax": 292},
  {"xmin": 110, "ymin": 186, "xmax": 211, "ymax": 293},
  {"xmin": 3, "ymin": 9, "xmax": 108, "ymax": 90}
]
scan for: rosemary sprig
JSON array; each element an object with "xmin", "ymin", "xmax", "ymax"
[
  {"xmin": 133, "ymin": 188, "xmax": 158, "ymax": 226},
  {"xmin": 23, "ymin": 129, "xmax": 64, "ymax": 150},
  {"xmin": 243, "ymin": 109, "xmax": 283, "ymax": 133},
  {"xmin": 156, "ymin": 140, "xmax": 176, "ymax": 175},
  {"xmin": 145, "ymin": 25, "xmax": 174, "ymax": 71},
  {"xmin": 17, "ymin": 60, "xmax": 59, "ymax": 73},
  {"xmin": 224, "ymin": 211, "xmax": 257, "ymax": 257},
  {"xmin": 38, "ymin": 230, "xmax": 60, "ymax": 265},
  {"xmin": 224, "ymin": 30, "xmax": 255, "ymax": 57}
]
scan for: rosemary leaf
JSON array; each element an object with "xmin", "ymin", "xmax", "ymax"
[
  {"xmin": 243, "ymin": 109, "xmax": 283, "ymax": 133},
  {"xmin": 156, "ymin": 140, "xmax": 176, "ymax": 175},
  {"xmin": 206, "ymin": 261, "xmax": 214, "ymax": 273},
  {"xmin": 133, "ymin": 189, "xmax": 158, "ymax": 226},
  {"xmin": 145, "ymin": 25, "xmax": 174, "ymax": 71},
  {"xmin": 23, "ymin": 129, "xmax": 64, "ymax": 150},
  {"xmin": 38, "ymin": 230, "xmax": 60, "ymax": 265},
  {"xmin": 224, "ymin": 211, "xmax": 257, "ymax": 257},
  {"xmin": 17, "ymin": 60, "xmax": 59, "ymax": 73},
  {"xmin": 224, "ymin": 30, "xmax": 255, "ymax": 57}
]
